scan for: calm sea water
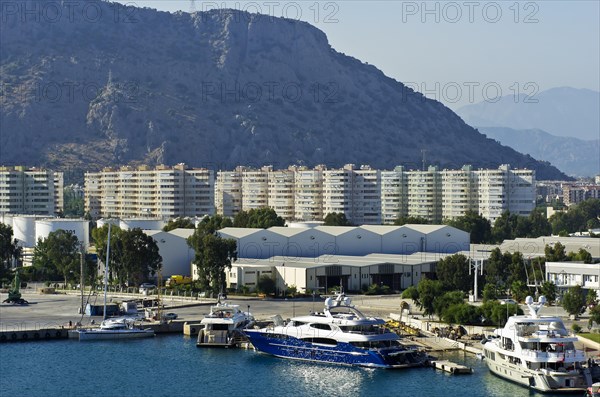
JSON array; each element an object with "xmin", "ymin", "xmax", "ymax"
[{"xmin": 0, "ymin": 335, "xmax": 568, "ymax": 397}]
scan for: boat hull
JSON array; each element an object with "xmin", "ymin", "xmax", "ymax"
[
  {"xmin": 76, "ymin": 329, "xmax": 155, "ymax": 341},
  {"xmin": 485, "ymin": 355, "xmax": 589, "ymax": 393},
  {"xmin": 244, "ymin": 330, "xmax": 426, "ymax": 368}
]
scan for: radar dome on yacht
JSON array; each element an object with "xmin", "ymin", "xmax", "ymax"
[
  {"xmin": 325, "ymin": 297, "xmax": 333, "ymax": 307},
  {"xmin": 343, "ymin": 297, "xmax": 351, "ymax": 306},
  {"xmin": 538, "ymin": 296, "xmax": 547, "ymax": 305},
  {"xmin": 525, "ymin": 296, "xmax": 534, "ymax": 305}
]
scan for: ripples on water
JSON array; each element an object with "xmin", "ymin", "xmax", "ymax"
[{"xmin": 0, "ymin": 336, "xmax": 567, "ymax": 397}]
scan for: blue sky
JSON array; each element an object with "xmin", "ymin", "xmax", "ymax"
[{"xmin": 115, "ymin": 1, "xmax": 600, "ymax": 109}]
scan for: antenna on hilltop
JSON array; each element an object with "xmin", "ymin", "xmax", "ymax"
[{"xmin": 189, "ymin": 0, "xmax": 196, "ymax": 13}]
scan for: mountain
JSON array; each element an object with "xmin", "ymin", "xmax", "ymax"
[
  {"xmin": 0, "ymin": 1, "xmax": 568, "ymax": 181},
  {"xmin": 456, "ymin": 87, "xmax": 600, "ymax": 141},
  {"xmin": 479, "ymin": 127, "xmax": 600, "ymax": 177}
]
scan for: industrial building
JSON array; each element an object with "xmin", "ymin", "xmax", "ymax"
[
  {"xmin": 217, "ymin": 224, "xmax": 470, "ymax": 293},
  {"xmin": 218, "ymin": 224, "xmax": 469, "ymax": 259}
]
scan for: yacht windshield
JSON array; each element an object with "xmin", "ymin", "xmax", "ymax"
[
  {"xmin": 339, "ymin": 325, "xmax": 388, "ymax": 334},
  {"xmin": 350, "ymin": 340, "xmax": 401, "ymax": 349}
]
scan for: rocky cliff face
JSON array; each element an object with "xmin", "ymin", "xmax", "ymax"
[{"xmin": 0, "ymin": 1, "xmax": 568, "ymax": 180}]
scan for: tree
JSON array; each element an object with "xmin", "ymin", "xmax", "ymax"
[
  {"xmin": 92, "ymin": 224, "xmax": 124, "ymax": 282},
  {"xmin": 510, "ymin": 280, "xmax": 528, "ymax": 302},
  {"xmin": 550, "ymin": 199, "xmax": 600, "ymax": 235},
  {"xmin": 528, "ymin": 208, "xmax": 552, "ymax": 237},
  {"xmin": 0, "ymin": 223, "xmax": 21, "ymax": 279},
  {"xmin": 491, "ymin": 212, "xmax": 518, "ymax": 243},
  {"xmin": 481, "ymin": 300, "xmax": 522, "ymax": 325},
  {"xmin": 196, "ymin": 214, "xmax": 233, "ymax": 234},
  {"xmin": 196, "ymin": 234, "xmax": 237, "ymax": 294},
  {"xmin": 393, "ymin": 216, "xmax": 429, "ymax": 226},
  {"xmin": 401, "ymin": 286, "xmax": 419, "ymax": 301},
  {"xmin": 248, "ymin": 207, "xmax": 285, "ymax": 228},
  {"xmin": 34, "ymin": 230, "xmax": 80, "ymax": 285},
  {"xmin": 485, "ymin": 248, "xmax": 511, "ymax": 288},
  {"xmin": 545, "ymin": 242, "xmax": 567, "ymax": 262},
  {"xmin": 63, "ymin": 186, "xmax": 84, "ymax": 217},
  {"xmin": 188, "ymin": 215, "xmax": 238, "ymax": 295},
  {"xmin": 234, "ymin": 208, "xmax": 285, "ymax": 228},
  {"xmin": 323, "ymin": 212, "xmax": 352, "ymax": 226},
  {"xmin": 589, "ymin": 305, "xmax": 600, "ymax": 329},
  {"xmin": 435, "ymin": 254, "xmax": 472, "ymax": 292},
  {"xmin": 586, "ymin": 289, "xmax": 597, "ymax": 307},
  {"xmin": 507, "ymin": 252, "xmax": 527, "ymax": 286},
  {"xmin": 163, "ymin": 218, "xmax": 195, "ymax": 232},
  {"xmin": 416, "ymin": 278, "xmax": 443, "ymax": 317},
  {"xmin": 482, "ymin": 283, "xmax": 498, "ymax": 302},
  {"xmin": 444, "ymin": 211, "xmax": 492, "ymax": 244},
  {"xmin": 433, "ymin": 290, "xmax": 464, "ymax": 319},
  {"xmin": 567, "ymin": 248, "xmax": 593, "ymax": 264},
  {"xmin": 120, "ymin": 228, "xmax": 162, "ymax": 285},
  {"xmin": 540, "ymin": 281, "xmax": 557, "ymax": 304},
  {"xmin": 562, "ymin": 285, "xmax": 586, "ymax": 317},
  {"xmin": 256, "ymin": 274, "xmax": 276, "ymax": 295}
]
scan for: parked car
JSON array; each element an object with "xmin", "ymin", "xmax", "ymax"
[
  {"xmin": 163, "ymin": 313, "xmax": 178, "ymax": 320},
  {"xmin": 139, "ymin": 283, "xmax": 156, "ymax": 289},
  {"xmin": 499, "ymin": 299, "xmax": 518, "ymax": 305}
]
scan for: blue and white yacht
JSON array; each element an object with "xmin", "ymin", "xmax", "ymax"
[{"xmin": 243, "ymin": 292, "xmax": 427, "ymax": 368}]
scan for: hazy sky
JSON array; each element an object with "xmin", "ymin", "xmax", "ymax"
[{"xmin": 115, "ymin": 0, "xmax": 600, "ymax": 109}]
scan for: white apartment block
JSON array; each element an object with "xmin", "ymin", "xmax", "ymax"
[
  {"xmin": 407, "ymin": 166, "xmax": 442, "ymax": 223},
  {"xmin": 84, "ymin": 164, "xmax": 214, "ymax": 220},
  {"xmin": 215, "ymin": 168, "xmax": 243, "ymax": 217},
  {"xmin": 381, "ymin": 167, "xmax": 408, "ymax": 224},
  {"xmin": 476, "ymin": 165, "xmax": 535, "ymax": 224},
  {"xmin": 323, "ymin": 165, "xmax": 354, "ymax": 221},
  {"xmin": 352, "ymin": 166, "xmax": 381, "ymax": 225},
  {"xmin": 294, "ymin": 167, "xmax": 324, "ymax": 221},
  {"xmin": 441, "ymin": 165, "xmax": 477, "ymax": 220},
  {"xmin": 0, "ymin": 166, "xmax": 63, "ymax": 216},
  {"xmin": 268, "ymin": 169, "xmax": 295, "ymax": 221},
  {"xmin": 241, "ymin": 167, "xmax": 270, "ymax": 211}
]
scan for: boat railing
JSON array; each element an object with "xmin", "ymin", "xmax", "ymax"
[{"xmin": 521, "ymin": 349, "xmax": 585, "ymax": 361}]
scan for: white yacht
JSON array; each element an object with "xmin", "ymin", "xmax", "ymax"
[
  {"xmin": 243, "ymin": 292, "xmax": 428, "ymax": 368},
  {"xmin": 196, "ymin": 296, "xmax": 254, "ymax": 347},
  {"xmin": 77, "ymin": 318, "xmax": 154, "ymax": 341},
  {"xmin": 482, "ymin": 295, "xmax": 592, "ymax": 393},
  {"xmin": 75, "ymin": 223, "xmax": 154, "ymax": 341}
]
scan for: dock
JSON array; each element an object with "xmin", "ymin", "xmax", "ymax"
[{"xmin": 430, "ymin": 360, "xmax": 473, "ymax": 374}]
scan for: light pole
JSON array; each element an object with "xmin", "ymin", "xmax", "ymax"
[{"xmin": 80, "ymin": 243, "xmax": 85, "ymax": 315}]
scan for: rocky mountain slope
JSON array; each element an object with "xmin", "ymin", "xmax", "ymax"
[{"xmin": 0, "ymin": 1, "xmax": 568, "ymax": 180}]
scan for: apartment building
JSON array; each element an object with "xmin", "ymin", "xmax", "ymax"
[
  {"xmin": 475, "ymin": 165, "xmax": 536, "ymax": 224},
  {"xmin": 323, "ymin": 165, "xmax": 354, "ymax": 221},
  {"xmin": 380, "ymin": 167, "xmax": 408, "ymax": 224},
  {"xmin": 441, "ymin": 165, "xmax": 477, "ymax": 220},
  {"xmin": 294, "ymin": 167, "xmax": 324, "ymax": 221},
  {"xmin": 84, "ymin": 164, "xmax": 214, "ymax": 220},
  {"xmin": 407, "ymin": 166, "xmax": 442, "ymax": 223},
  {"xmin": 563, "ymin": 184, "xmax": 600, "ymax": 206},
  {"xmin": 0, "ymin": 166, "xmax": 63, "ymax": 216},
  {"xmin": 241, "ymin": 167, "xmax": 270, "ymax": 211},
  {"xmin": 215, "ymin": 167, "xmax": 243, "ymax": 217},
  {"xmin": 353, "ymin": 166, "xmax": 381, "ymax": 225},
  {"xmin": 267, "ymin": 168, "xmax": 295, "ymax": 221}
]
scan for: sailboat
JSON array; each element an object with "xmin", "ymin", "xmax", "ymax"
[{"xmin": 75, "ymin": 223, "xmax": 155, "ymax": 341}]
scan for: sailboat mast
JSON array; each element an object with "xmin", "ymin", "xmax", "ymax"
[{"xmin": 103, "ymin": 223, "xmax": 112, "ymax": 321}]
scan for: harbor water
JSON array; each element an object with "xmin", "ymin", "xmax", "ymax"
[{"xmin": 0, "ymin": 335, "xmax": 570, "ymax": 397}]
